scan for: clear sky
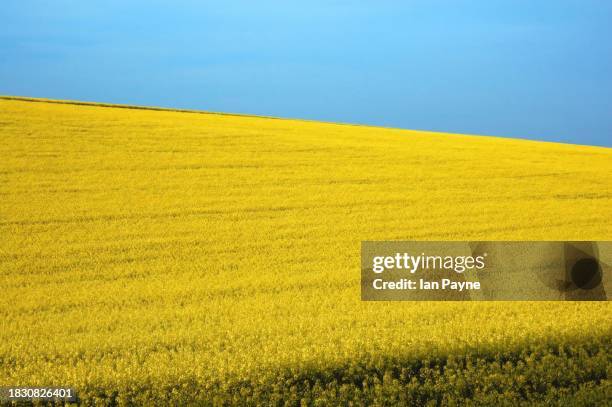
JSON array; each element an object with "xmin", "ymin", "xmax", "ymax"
[{"xmin": 1, "ymin": 1, "xmax": 611, "ymax": 146}]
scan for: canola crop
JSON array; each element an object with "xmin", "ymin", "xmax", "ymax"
[{"xmin": 0, "ymin": 97, "xmax": 611, "ymax": 405}]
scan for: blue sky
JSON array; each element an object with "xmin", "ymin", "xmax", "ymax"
[{"xmin": 1, "ymin": 1, "xmax": 611, "ymax": 146}]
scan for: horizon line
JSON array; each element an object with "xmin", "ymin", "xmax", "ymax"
[{"xmin": 1, "ymin": 94, "xmax": 609, "ymax": 150}]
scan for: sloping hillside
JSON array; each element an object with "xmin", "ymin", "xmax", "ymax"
[{"xmin": 1, "ymin": 97, "xmax": 610, "ymax": 404}]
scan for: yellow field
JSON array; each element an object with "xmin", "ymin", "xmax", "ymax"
[{"xmin": 1, "ymin": 97, "xmax": 611, "ymax": 404}]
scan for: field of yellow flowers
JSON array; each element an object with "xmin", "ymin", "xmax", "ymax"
[{"xmin": 1, "ymin": 96, "xmax": 610, "ymax": 405}]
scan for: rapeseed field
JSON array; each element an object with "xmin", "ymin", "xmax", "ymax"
[{"xmin": 1, "ymin": 96, "xmax": 610, "ymax": 405}]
